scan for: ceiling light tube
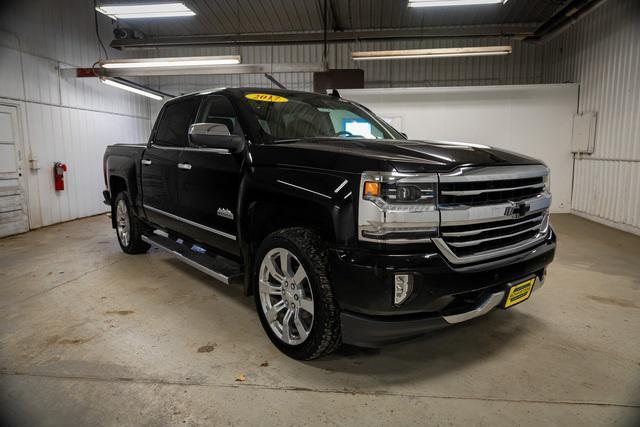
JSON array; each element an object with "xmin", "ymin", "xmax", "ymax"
[
  {"xmin": 100, "ymin": 77, "xmax": 164, "ymax": 100},
  {"xmin": 352, "ymin": 46, "xmax": 512, "ymax": 61},
  {"xmin": 96, "ymin": 3, "xmax": 195, "ymax": 19},
  {"xmin": 408, "ymin": 0, "xmax": 508, "ymax": 7},
  {"xmin": 100, "ymin": 55, "xmax": 242, "ymax": 70}
]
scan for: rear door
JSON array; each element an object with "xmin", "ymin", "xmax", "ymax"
[
  {"xmin": 176, "ymin": 95, "xmax": 243, "ymax": 257},
  {"xmin": 0, "ymin": 105, "xmax": 28, "ymax": 237},
  {"xmin": 141, "ymin": 97, "xmax": 201, "ymax": 232}
]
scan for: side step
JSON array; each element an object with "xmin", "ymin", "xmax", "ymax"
[{"xmin": 142, "ymin": 234, "xmax": 244, "ymax": 285}]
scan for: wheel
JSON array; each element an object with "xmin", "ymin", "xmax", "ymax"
[
  {"xmin": 114, "ymin": 192, "xmax": 150, "ymax": 254},
  {"xmin": 254, "ymin": 228, "xmax": 341, "ymax": 360}
]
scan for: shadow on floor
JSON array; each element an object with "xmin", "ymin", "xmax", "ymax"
[
  {"xmin": 161, "ymin": 256, "xmax": 254, "ymax": 312},
  {"xmin": 308, "ymin": 309, "xmax": 546, "ymax": 382}
]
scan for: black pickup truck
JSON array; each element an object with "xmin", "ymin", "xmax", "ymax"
[{"xmin": 103, "ymin": 88, "xmax": 556, "ymax": 360}]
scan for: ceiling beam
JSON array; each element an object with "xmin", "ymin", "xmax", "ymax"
[{"xmin": 110, "ymin": 24, "xmax": 537, "ymax": 50}]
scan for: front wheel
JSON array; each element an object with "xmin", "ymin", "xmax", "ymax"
[
  {"xmin": 254, "ymin": 228, "xmax": 341, "ymax": 360},
  {"xmin": 114, "ymin": 192, "xmax": 150, "ymax": 254}
]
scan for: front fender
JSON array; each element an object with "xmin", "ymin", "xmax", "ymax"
[{"xmin": 238, "ymin": 166, "xmax": 359, "ymax": 249}]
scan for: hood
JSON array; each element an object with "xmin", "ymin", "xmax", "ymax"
[{"xmin": 251, "ymin": 138, "xmax": 544, "ymax": 174}]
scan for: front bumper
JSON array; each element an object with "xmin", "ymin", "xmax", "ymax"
[
  {"xmin": 330, "ymin": 227, "xmax": 556, "ymax": 347},
  {"xmin": 340, "ymin": 274, "xmax": 546, "ymax": 347}
]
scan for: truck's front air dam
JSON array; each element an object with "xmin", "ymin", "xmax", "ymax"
[{"xmin": 340, "ymin": 311, "xmax": 449, "ymax": 347}]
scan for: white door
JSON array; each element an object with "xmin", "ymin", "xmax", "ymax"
[{"xmin": 0, "ymin": 105, "xmax": 28, "ymax": 237}]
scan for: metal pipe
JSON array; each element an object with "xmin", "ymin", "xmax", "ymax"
[
  {"xmin": 109, "ymin": 25, "xmax": 536, "ymax": 50},
  {"xmin": 527, "ymin": 0, "xmax": 609, "ymax": 42}
]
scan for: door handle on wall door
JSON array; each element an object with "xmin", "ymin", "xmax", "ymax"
[
  {"xmin": 177, "ymin": 163, "xmax": 192, "ymax": 170},
  {"xmin": 141, "ymin": 159, "xmax": 152, "ymax": 166}
]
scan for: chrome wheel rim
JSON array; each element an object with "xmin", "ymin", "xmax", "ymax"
[
  {"xmin": 116, "ymin": 199, "xmax": 130, "ymax": 247},
  {"xmin": 259, "ymin": 248, "xmax": 314, "ymax": 345}
]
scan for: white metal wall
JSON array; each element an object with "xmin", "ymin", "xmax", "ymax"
[
  {"xmin": 341, "ymin": 84, "xmax": 578, "ymax": 214},
  {"xmin": 0, "ymin": 0, "xmax": 152, "ymax": 230},
  {"xmin": 543, "ymin": 0, "xmax": 640, "ymax": 234}
]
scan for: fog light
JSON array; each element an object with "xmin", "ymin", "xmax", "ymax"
[{"xmin": 394, "ymin": 274, "xmax": 413, "ymax": 305}]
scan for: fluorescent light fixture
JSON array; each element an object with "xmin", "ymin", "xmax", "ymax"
[
  {"xmin": 96, "ymin": 2, "xmax": 195, "ymax": 19},
  {"xmin": 408, "ymin": 0, "xmax": 508, "ymax": 7},
  {"xmin": 100, "ymin": 55, "xmax": 242, "ymax": 70},
  {"xmin": 352, "ymin": 46, "xmax": 512, "ymax": 61},
  {"xmin": 100, "ymin": 77, "xmax": 164, "ymax": 100}
]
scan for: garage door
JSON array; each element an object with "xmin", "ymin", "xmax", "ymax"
[{"xmin": 0, "ymin": 105, "xmax": 28, "ymax": 237}]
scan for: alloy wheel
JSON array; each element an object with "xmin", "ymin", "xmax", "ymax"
[
  {"xmin": 116, "ymin": 199, "xmax": 130, "ymax": 247},
  {"xmin": 258, "ymin": 248, "xmax": 314, "ymax": 345}
]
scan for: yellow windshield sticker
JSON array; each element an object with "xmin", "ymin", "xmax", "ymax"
[{"xmin": 245, "ymin": 93, "xmax": 288, "ymax": 103}]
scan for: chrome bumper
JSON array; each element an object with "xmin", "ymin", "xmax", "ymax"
[{"xmin": 442, "ymin": 273, "xmax": 545, "ymax": 324}]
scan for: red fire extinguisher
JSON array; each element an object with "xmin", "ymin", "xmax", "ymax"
[{"xmin": 54, "ymin": 162, "xmax": 67, "ymax": 191}]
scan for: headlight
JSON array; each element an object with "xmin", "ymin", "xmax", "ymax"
[
  {"xmin": 363, "ymin": 180, "xmax": 436, "ymax": 208},
  {"xmin": 358, "ymin": 172, "xmax": 439, "ymax": 243}
]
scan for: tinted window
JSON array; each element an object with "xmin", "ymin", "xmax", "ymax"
[
  {"xmin": 240, "ymin": 91, "xmax": 402, "ymax": 143},
  {"xmin": 154, "ymin": 97, "xmax": 201, "ymax": 147},
  {"xmin": 196, "ymin": 95, "xmax": 241, "ymax": 135}
]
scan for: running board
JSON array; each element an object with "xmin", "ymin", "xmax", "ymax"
[{"xmin": 142, "ymin": 234, "xmax": 244, "ymax": 285}]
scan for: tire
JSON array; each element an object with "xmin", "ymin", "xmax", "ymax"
[
  {"xmin": 113, "ymin": 191, "xmax": 150, "ymax": 255},
  {"xmin": 253, "ymin": 227, "xmax": 341, "ymax": 360}
]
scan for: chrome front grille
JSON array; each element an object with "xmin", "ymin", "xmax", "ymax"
[
  {"xmin": 434, "ymin": 165, "xmax": 551, "ymax": 264},
  {"xmin": 440, "ymin": 211, "xmax": 548, "ymax": 258},
  {"xmin": 439, "ymin": 177, "xmax": 545, "ymax": 206}
]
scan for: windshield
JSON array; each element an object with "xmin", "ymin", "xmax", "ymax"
[{"xmin": 239, "ymin": 91, "xmax": 403, "ymax": 143}]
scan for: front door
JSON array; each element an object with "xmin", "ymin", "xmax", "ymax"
[
  {"xmin": 141, "ymin": 96, "xmax": 201, "ymax": 233},
  {"xmin": 177, "ymin": 95, "xmax": 243, "ymax": 258},
  {"xmin": 0, "ymin": 104, "xmax": 28, "ymax": 237}
]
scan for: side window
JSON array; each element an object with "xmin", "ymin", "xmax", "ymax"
[
  {"xmin": 195, "ymin": 95, "xmax": 242, "ymax": 136},
  {"xmin": 154, "ymin": 97, "xmax": 201, "ymax": 147}
]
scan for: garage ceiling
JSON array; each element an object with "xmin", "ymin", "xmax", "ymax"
[{"xmin": 107, "ymin": 0, "xmax": 570, "ymax": 47}]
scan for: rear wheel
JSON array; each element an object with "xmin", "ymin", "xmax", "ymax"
[
  {"xmin": 114, "ymin": 192, "xmax": 150, "ymax": 254},
  {"xmin": 254, "ymin": 228, "xmax": 341, "ymax": 360}
]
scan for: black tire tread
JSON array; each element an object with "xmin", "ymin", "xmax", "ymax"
[
  {"xmin": 254, "ymin": 227, "xmax": 341, "ymax": 360},
  {"xmin": 114, "ymin": 192, "xmax": 150, "ymax": 255}
]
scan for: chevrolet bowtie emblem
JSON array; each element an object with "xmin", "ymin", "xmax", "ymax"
[{"xmin": 504, "ymin": 201, "xmax": 530, "ymax": 218}]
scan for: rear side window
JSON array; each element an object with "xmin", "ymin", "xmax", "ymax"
[
  {"xmin": 154, "ymin": 97, "xmax": 201, "ymax": 147},
  {"xmin": 196, "ymin": 95, "xmax": 242, "ymax": 135}
]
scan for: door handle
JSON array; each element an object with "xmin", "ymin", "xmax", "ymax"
[
  {"xmin": 141, "ymin": 159, "xmax": 152, "ymax": 166},
  {"xmin": 177, "ymin": 163, "xmax": 192, "ymax": 170}
]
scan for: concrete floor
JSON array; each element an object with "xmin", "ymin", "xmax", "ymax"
[{"xmin": 0, "ymin": 214, "xmax": 639, "ymax": 426}]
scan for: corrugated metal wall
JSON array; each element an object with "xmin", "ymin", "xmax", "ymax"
[
  {"xmin": 0, "ymin": 0, "xmax": 152, "ymax": 230},
  {"xmin": 149, "ymin": 37, "xmax": 544, "ymax": 94},
  {"xmin": 147, "ymin": 37, "xmax": 544, "ymax": 120},
  {"xmin": 543, "ymin": 0, "xmax": 640, "ymax": 234}
]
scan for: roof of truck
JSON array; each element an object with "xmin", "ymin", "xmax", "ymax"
[{"xmin": 169, "ymin": 87, "xmax": 338, "ymax": 102}]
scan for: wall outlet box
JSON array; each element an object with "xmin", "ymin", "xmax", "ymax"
[{"xmin": 571, "ymin": 112, "xmax": 597, "ymax": 154}]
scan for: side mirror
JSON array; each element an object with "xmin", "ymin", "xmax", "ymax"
[{"xmin": 188, "ymin": 123, "xmax": 245, "ymax": 153}]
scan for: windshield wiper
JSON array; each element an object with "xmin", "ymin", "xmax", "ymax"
[
  {"xmin": 272, "ymin": 138, "xmax": 303, "ymax": 144},
  {"xmin": 272, "ymin": 136, "xmax": 368, "ymax": 144}
]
